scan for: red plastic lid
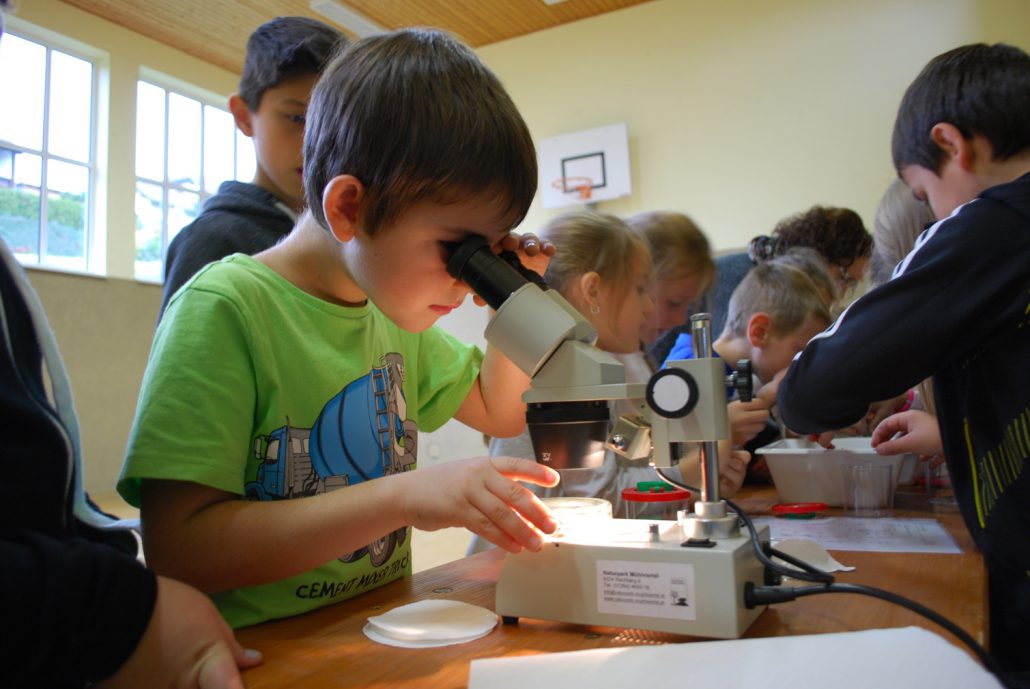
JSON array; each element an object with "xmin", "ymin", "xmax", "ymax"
[
  {"xmin": 772, "ymin": 502, "xmax": 828, "ymax": 516},
  {"xmin": 621, "ymin": 481, "xmax": 691, "ymax": 502}
]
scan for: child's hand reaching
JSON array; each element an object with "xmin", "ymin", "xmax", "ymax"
[
  {"xmin": 871, "ymin": 410, "xmax": 944, "ymax": 466},
  {"xmin": 676, "ymin": 443, "xmax": 751, "ymax": 498},
  {"xmin": 398, "ymin": 456, "xmax": 559, "ymax": 553},
  {"xmin": 728, "ymin": 398, "xmax": 770, "ymax": 446},
  {"xmin": 718, "ymin": 449, "xmax": 752, "ymax": 497}
]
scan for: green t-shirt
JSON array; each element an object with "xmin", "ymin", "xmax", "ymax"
[{"xmin": 118, "ymin": 254, "xmax": 482, "ymax": 628}]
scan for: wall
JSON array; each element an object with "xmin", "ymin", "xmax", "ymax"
[
  {"xmin": 12, "ymin": 0, "xmax": 1030, "ymax": 493},
  {"xmin": 479, "ymin": 0, "xmax": 1030, "ymax": 249}
]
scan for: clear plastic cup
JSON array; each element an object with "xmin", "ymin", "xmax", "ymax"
[{"xmin": 842, "ymin": 463, "xmax": 894, "ymax": 517}]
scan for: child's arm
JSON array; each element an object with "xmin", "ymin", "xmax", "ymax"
[
  {"xmin": 674, "ymin": 439, "xmax": 751, "ymax": 498},
  {"xmin": 454, "ymin": 232, "xmax": 555, "ymax": 438},
  {"xmin": 727, "ymin": 398, "xmax": 770, "ymax": 446},
  {"xmin": 141, "ymin": 457, "xmax": 558, "ymax": 594},
  {"xmin": 97, "ymin": 575, "xmax": 261, "ymax": 688}
]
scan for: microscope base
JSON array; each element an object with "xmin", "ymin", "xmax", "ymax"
[{"xmin": 496, "ymin": 519, "xmax": 768, "ymax": 639}]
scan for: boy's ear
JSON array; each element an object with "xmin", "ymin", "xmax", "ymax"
[
  {"xmin": 930, "ymin": 123, "xmax": 975, "ymax": 171},
  {"xmin": 228, "ymin": 93, "xmax": 254, "ymax": 137},
  {"xmin": 747, "ymin": 312, "xmax": 773, "ymax": 347},
  {"xmin": 323, "ymin": 175, "xmax": 364, "ymax": 243}
]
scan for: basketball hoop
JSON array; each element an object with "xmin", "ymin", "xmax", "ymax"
[{"xmin": 551, "ymin": 176, "xmax": 595, "ymax": 201}]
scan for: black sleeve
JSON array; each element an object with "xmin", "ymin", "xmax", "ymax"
[
  {"xmin": 159, "ymin": 219, "xmax": 237, "ymax": 318},
  {"xmin": 777, "ymin": 202, "xmax": 1022, "ymax": 433},
  {"xmin": 1, "ymin": 531, "xmax": 158, "ymax": 688}
]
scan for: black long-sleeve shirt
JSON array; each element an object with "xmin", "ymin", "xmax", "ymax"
[
  {"xmin": 778, "ymin": 172, "xmax": 1030, "ymax": 676},
  {"xmin": 1, "ymin": 239, "xmax": 157, "ymax": 688}
]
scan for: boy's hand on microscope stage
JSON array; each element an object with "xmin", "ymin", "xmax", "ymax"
[
  {"xmin": 728, "ymin": 398, "xmax": 770, "ymax": 446},
  {"xmin": 399, "ymin": 457, "xmax": 559, "ymax": 554}
]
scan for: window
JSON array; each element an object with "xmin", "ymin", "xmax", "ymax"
[
  {"xmin": 133, "ymin": 80, "xmax": 256, "ymax": 281},
  {"xmin": 0, "ymin": 32, "xmax": 96, "ymax": 272}
]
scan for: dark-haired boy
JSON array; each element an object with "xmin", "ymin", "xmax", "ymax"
[
  {"xmin": 120, "ymin": 29, "xmax": 559, "ymax": 630},
  {"xmin": 160, "ymin": 16, "xmax": 345, "ymax": 316},
  {"xmin": 778, "ymin": 43, "xmax": 1030, "ymax": 683}
]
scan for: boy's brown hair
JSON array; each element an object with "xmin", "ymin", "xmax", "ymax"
[
  {"xmin": 723, "ymin": 260, "xmax": 831, "ymax": 339},
  {"xmin": 303, "ymin": 28, "xmax": 538, "ymax": 236},
  {"xmin": 238, "ymin": 16, "xmax": 345, "ymax": 111}
]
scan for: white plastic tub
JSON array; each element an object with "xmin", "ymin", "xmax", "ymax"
[{"xmin": 755, "ymin": 437, "xmax": 917, "ymax": 506}]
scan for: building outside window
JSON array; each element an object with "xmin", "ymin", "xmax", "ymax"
[
  {"xmin": 0, "ymin": 31, "xmax": 96, "ymax": 273},
  {"xmin": 134, "ymin": 79, "xmax": 255, "ymax": 281}
]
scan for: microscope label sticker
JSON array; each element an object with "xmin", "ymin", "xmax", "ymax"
[{"xmin": 596, "ymin": 560, "xmax": 696, "ymax": 621}]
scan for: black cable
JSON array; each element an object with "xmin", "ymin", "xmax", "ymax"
[
  {"xmin": 654, "ymin": 469, "xmax": 833, "ymax": 583},
  {"xmin": 745, "ymin": 582, "xmax": 1009, "ymax": 684},
  {"xmin": 653, "ymin": 467, "xmax": 1009, "ymax": 686}
]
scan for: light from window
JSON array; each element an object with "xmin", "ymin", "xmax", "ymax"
[
  {"xmin": 0, "ymin": 33, "xmax": 94, "ymax": 272},
  {"xmin": 134, "ymin": 81, "xmax": 255, "ymax": 282}
]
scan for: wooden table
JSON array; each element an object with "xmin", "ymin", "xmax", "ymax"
[{"xmin": 236, "ymin": 484, "xmax": 986, "ymax": 688}]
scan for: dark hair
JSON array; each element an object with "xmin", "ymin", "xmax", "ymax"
[
  {"xmin": 748, "ymin": 205, "xmax": 872, "ymax": 268},
  {"xmin": 303, "ymin": 28, "xmax": 538, "ymax": 236},
  {"xmin": 891, "ymin": 43, "xmax": 1030, "ymax": 174},
  {"xmin": 239, "ymin": 17, "xmax": 345, "ymax": 111}
]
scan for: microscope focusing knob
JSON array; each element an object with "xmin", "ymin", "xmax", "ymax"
[
  {"xmin": 732, "ymin": 359, "xmax": 754, "ymax": 403},
  {"xmin": 645, "ymin": 368, "xmax": 699, "ymax": 419}
]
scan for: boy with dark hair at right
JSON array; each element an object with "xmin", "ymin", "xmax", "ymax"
[
  {"xmin": 160, "ymin": 16, "xmax": 345, "ymax": 316},
  {"xmin": 778, "ymin": 43, "xmax": 1030, "ymax": 685}
]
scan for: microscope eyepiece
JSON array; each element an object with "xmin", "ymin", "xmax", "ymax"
[{"xmin": 445, "ymin": 236, "xmax": 548, "ymax": 310}]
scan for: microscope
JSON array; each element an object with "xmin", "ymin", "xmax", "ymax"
[{"xmin": 447, "ymin": 237, "xmax": 769, "ymax": 639}]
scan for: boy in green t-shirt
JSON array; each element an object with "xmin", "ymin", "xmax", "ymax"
[{"xmin": 119, "ymin": 28, "xmax": 559, "ymax": 628}]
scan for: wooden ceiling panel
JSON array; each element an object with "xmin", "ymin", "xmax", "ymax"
[{"xmin": 59, "ymin": 0, "xmax": 652, "ymax": 74}]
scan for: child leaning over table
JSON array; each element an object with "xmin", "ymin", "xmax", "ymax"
[
  {"xmin": 118, "ymin": 28, "xmax": 561, "ymax": 630},
  {"xmin": 777, "ymin": 43, "xmax": 1030, "ymax": 685},
  {"xmin": 485, "ymin": 211, "xmax": 749, "ymax": 528},
  {"xmin": 664, "ymin": 255, "xmax": 833, "ymax": 481}
]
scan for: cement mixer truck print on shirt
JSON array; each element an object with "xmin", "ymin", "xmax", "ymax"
[
  {"xmin": 118, "ymin": 254, "xmax": 484, "ymax": 628},
  {"xmin": 245, "ymin": 353, "xmax": 416, "ymax": 566}
]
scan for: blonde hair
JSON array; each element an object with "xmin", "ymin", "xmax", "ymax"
[
  {"xmin": 539, "ymin": 210, "xmax": 651, "ymax": 326},
  {"xmin": 768, "ymin": 247, "xmax": 838, "ymax": 306},
  {"xmin": 723, "ymin": 261, "xmax": 832, "ymax": 338},
  {"xmin": 626, "ymin": 210, "xmax": 715, "ymax": 292},
  {"xmin": 870, "ymin": 178, "xmax": 936, "ymax": 287}
]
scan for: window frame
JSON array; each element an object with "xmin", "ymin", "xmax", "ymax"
[
  {"xmin": 133, "ymin": 67, "xmax": 252, "ymax": 284},
  {"xmin": 0, "ymin": 18, "xmax": 105, "ymax": 276}
]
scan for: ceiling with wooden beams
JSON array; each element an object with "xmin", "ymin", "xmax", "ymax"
[{"xmin": 59, "ymin": 0, "xmax": 653, "ymax": 74}]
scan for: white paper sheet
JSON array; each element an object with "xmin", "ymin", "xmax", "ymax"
[
  {"xmin": 468, "ymin": 627, "xmax": 1002, "ymax": 689},
  {"xmin": 753, "ymin": 517, "xmax": 961, "ymax": 553}
]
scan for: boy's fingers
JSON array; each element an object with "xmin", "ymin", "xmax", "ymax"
[
  {"xmin": 480, "ymin": 473, "xmax": 556, "ymax": 540},
  {"xmin": 472, "ymin": 491, "xmax": 547, "ymax": 552},
  {"xmin": 871, "ymin": 415, "xmax": 905, "ymax": 446},
  {"xmin": 196, "ymin": 644, "xmax": 247, "ymax": 689},
  {"xmin": 490, "ymin": 456, "xmax": 560, "ymax": 487}
]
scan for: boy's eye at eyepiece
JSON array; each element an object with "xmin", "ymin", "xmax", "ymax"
[{"xmin": 444, "ymin": 236, "xmax": 549, "ymax": 310}]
